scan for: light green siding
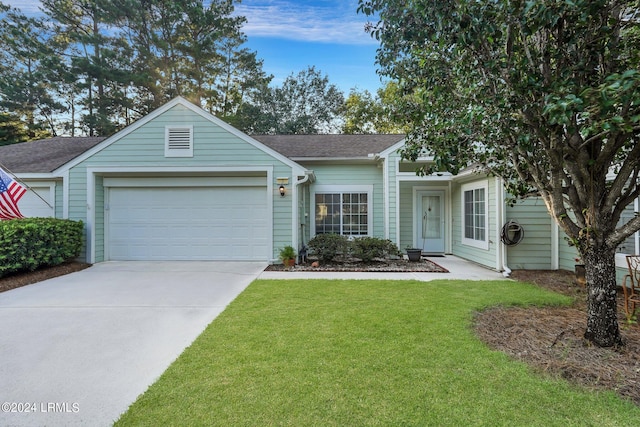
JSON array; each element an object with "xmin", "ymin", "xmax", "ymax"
[
  {"xmin": 505, "ymin": 197, "xmax": 553, "ymax": 270},
  {"xmin": 451, "ymin": 177, "xmax": 498, "ymax": 269},
  {"xmin": 66, "ymin": 103, "xmax": 298, "ymax": 262},
  {"xmin": 398, "ymin": 181, "xmax": 414, "ymax": 249},
  {"xmin": 298, "ymin": 183, "xmax": 312, "ymax": 248},
  {"xmin": 303, "ymin": 162, "xmax": 385, "ymax": 239},
  {"xmin": 558, "ymin": 227, "xmax": 579, "ymax": 271},
  {"xmin": 54, "ymin": 181, "xmax": 63, "ymax": 218},
  {"xmin": 94, "ymin": 176, "xmax": 104, "ymax": 262},
  {"xmin": 386, "ymin": 155, "xmax": 400, "ymax": 244}
]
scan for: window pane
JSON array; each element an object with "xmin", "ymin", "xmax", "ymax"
[
  {"xmin": 464, "ymin": 188, "xmax": 486, "ymax": 243},
  {"xmin": 315, "ymin": 192, "xmax": 368, "ymax": 236},
  {"xmin": 315, "ymin": 193, "xmax": 340, "ymax": 234},
  {"xmin": 344, "ymin": 192, "xmax": 369, "ymax": 235},
  {"xmin": 464, "ymin": 190, "xmax": 474, "ymax": 239}
]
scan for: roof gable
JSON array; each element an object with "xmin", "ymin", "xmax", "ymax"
[{"xmin": 58, "ymin": 97, "xmax": 307, "ymax": 174}]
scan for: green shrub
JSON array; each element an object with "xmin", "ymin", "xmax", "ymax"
[
  {"xmin": 308, "ymin": 233, "xmax": 350, "ymax": 262},
  {"xmin": 352, "ymin": 237, "xmax": 402, "ymax": 263},
  {"xmin": 0, "ymin": 218, "xmax": 84, "ymax": 277},
  {"xmin": 279, "ymin": 245, "xmax": 296, "ymax": 261}
]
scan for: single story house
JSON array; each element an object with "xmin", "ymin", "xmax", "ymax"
[{"xmin": 1, "ymin": 97, "xmax": 636, "ymax": 276}]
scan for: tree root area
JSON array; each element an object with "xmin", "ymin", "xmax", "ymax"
[{"xmin": 475, "ymin": 270, "xmax": 640, "ymax": 406}]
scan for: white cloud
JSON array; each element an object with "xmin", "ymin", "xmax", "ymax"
[
  {"xmin": 6, "ymin": 0, "xmax": 378, "ymax": 45},
  {"xmin": 234, "ymin": 0, "xmax": 376, "ymax": 45}
]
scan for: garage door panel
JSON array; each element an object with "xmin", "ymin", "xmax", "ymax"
[
  {"xmin": 18, "ymin": 186, "xmax": 54, "ymax": 218},
  {"xmin": 107, "ymin": 185, "xmax": 269, "ymax": 261}
]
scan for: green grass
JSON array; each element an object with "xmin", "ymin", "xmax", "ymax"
[{"xmin": 115, "ymin": 280, "xmax": 640, "ymax": 426}]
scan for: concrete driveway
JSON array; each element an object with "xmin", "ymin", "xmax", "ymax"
[{"xmin": 0, "ymin": 261, "xmax": 266, "ymax": 427}]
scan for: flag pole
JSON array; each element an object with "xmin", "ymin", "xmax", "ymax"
[{"xmin": 0, "ymin": 161, "xmax": 55, "ymax": 210}]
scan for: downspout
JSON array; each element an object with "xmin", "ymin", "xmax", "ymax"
[
  {"xmin": 497, "ymin": 177, "xmax": 511, "ymax": 277},
  {"xmin": 375, "ymin": 153, "xmax": 389, "ymax": 240},
  {"xmin": 295, "ymin": 171, "xmax": 314, "ymax": 254}
]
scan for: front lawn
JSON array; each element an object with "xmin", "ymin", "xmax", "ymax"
[{"xmin": 116, "ymin": 279, "xmax": 640, "ymax": 426}]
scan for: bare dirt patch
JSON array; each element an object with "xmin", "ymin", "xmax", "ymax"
[{"xmin": 475, "ymin": 270, "xmax": 640, "ymax": 406}]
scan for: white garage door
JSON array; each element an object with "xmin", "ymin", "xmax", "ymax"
[
  {"xmin": 106, "ymin": 185, "xmax": 269, "ymax": 261},
  {"xmin": 19, "ymin": 186, "xmax": 54, "ymax": 218}
]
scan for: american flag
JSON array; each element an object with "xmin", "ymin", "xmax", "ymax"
[{"xmin": 0, "ymin": 167, "xmax": 26, "ymax": 220}]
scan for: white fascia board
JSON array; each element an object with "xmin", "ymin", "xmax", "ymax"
[
  {"xmin": 378, "ymin": 138, "xmax": 406, "ymax": 157},
  {"xmin": 291, "ymin": 157, "xmax": 375, "ymax": 163},
  {"xmin": 14, "ymin": 173, "xmax": 60, "ymax": 180},
  {"xmin": 451, "ymin": 167, "xmax": 487, "ymax": 183},
  {"xmin": 86, "ymin": 165, "xmax": 275, "ymax": 175},
  {"xmin": 397, "ymin": 174, "xmax": 453, "ymax": 182}
]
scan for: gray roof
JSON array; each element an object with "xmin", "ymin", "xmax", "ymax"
[
  {"xmin": 0, "ymin": 134, "xmax": 404, "ymax": 174},
  {"xmin": 0, "ymin": 137, "xmax": 106, "ymax": 173},
  {"xmin": 252, "ymin": 134, "xmax": 404, "ymax": 159}
]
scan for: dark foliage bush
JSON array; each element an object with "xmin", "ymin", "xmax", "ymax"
[
  {"xmin": 351, "ymin": 237, "xmax": 402, "ymax": 263},
  {"xmin": 0, "ymin": 218, "xmax": 83, "ymax": 277},
  {"xmin": 308, "ymin": 234, "xmax": 402, "ymax": 263},
  {"xmin": 308, "ymin": 233, "xmax": 350, "ymax": 262}
]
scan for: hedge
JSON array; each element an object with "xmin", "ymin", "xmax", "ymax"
[
  {"xmin": 0, "ymin": 218, "xmax": 84, "ymax": 277},
  {"xmin": 308, "ymin": 234, "xmax": 402, "ymax": 263}
]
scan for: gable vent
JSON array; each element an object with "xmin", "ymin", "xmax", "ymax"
[{"xmin": 165, "ymin": 126, "xmax": 193, "ymax": 157}]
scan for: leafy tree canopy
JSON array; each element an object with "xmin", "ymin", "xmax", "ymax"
[
  {"xmin": 240, "ymin": 66, "xmax": 345, "ymax": 135},
  {"xmin": 342, "ymin": 81, "xmax": 413, "ymax": 134},
  {"xmin": 359, "ymin": 0, "xmax": 640, "ymax": 347}
]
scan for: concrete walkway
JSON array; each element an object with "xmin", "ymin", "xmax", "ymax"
[
  {"xmin": 258, "ymin": 254, "xmax": 507, "ymax": 281},
  {"xmin": 0, "ymin": 261, "xmax": 266, "ymax": 427}
]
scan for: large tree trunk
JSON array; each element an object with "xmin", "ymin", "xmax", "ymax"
[{"xmin": 583, "ymin": 247, "xmax": 623, "ymax": 347}]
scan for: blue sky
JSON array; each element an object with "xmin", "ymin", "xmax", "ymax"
[{"xmin": 9, "ymin": 0, "xmax": 384, "ymax": 94}]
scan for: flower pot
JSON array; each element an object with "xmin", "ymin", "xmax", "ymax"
[
  {"xmin": 406, "ymin": 249, "xmax": 422, "ymax": 262},
  {"xmin": 575, "ymin": 264, "xmax": 586, "ymax": 287},
  {"xmin": 283, "ymin": 258, "xmax": 296, "ymax": 268}
]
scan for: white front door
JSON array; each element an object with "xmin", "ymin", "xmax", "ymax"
[{"xmin": 416, "ymin": 190, "xmax": 445, "ymax": 254}]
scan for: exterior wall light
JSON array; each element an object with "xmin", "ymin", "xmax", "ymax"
[{"xmin": 279, "ymin": 185, "xmax": 286, "ymax": 197}]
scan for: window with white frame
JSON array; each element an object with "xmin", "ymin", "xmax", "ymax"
[
  {"xmin": 165, "ymin": 126, "xmax": 193, "ymax": 157},
  {"xmin": 314, "ymin": 186, "xmax": 372, "ymax": 236},
  {"xmin": 462, "ymin": 181, "xmax": 489, "ymax": 249},
  {"xmin": 616, "ymin": 197, "xmax": 639, "ymax": 254}
]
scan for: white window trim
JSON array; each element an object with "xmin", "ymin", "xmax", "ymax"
[
  {"xmin": 165, "ymin": 125, "xmax": 193, "ymax": 157},
  {"xmin": 461, "ymin": 181, "xmax": 489, "ymax": 250},
  {"xmin": 311, "ymin": 184, "xmax": 373, "ymax": 237}
]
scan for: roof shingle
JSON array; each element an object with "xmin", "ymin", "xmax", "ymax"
[
  {"xmin": 0, "ymin": 137, "xmax": 106, "ymax": 173},
  {"xmin": 252, "ymin": 134, "xmax": 404, "ymax": 159}
]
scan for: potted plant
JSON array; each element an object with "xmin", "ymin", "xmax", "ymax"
[
  {"xmin": 405, "ymin": 247, "xmax": 422, "ymax": 262},
  {"xmin": 279, "ymin": 245, "xmax": 297, "ymax": 268}
]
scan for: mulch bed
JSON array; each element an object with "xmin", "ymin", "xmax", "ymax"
[
  {"xmin": 265, "ymin": 258, "xmax": 448, "ymax": 273},
  {"xmin": 0, "ymin": 261, "xmax": 91, "ymax": 294},
  {"xmin": 475, "ymin": 270, "xmax": 640, "ymax": 407}
]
